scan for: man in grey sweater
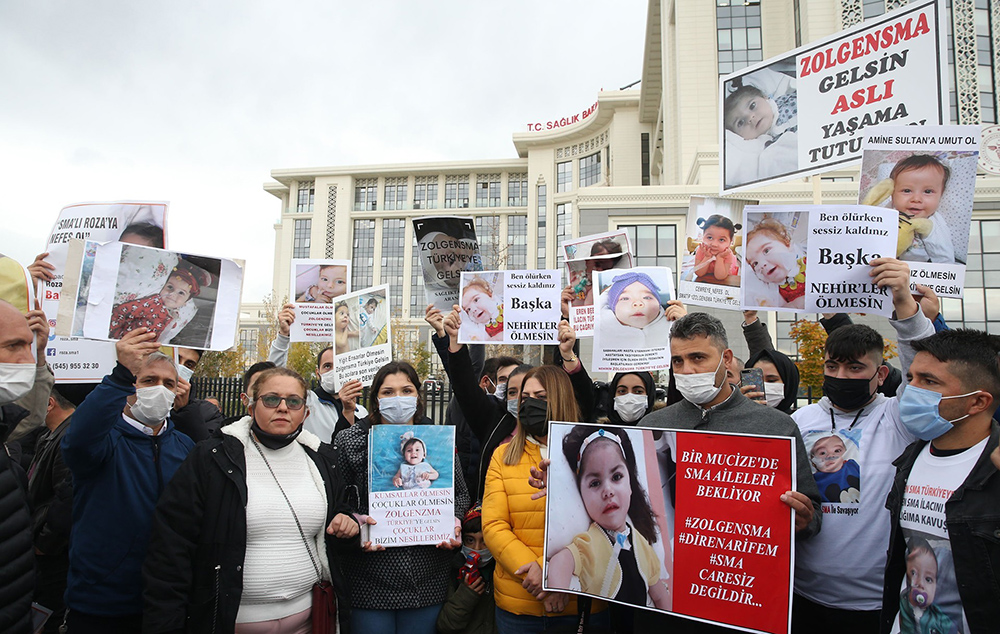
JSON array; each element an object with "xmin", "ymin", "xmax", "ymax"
[{"xmin": 635, "ymin": 312, "xmax": 821, "ymax": 632}]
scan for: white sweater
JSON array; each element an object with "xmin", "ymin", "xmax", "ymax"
[{"xmin": 226, "ymin": 419, "xmax": 329, "ymax": 623}]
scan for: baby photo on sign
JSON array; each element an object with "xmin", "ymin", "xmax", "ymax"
[
  {"xmin": 742, "ymin": 210, "xmax": 808, "ymax": 311},
  {"xmin": 108, "ymin": 244, "xmax": 220, "ymax": 348},
  {"xmin": 355, "ymin": 289, "xmax": 388, "ymax": 349},
  {"xmin": 294, "ymin": 261, "xmax": 349, "ymax": 303},
  {"xmin": 413, "ymin": 215, "xmax": 484, "ymax": 311},
  {"xmin": 859, "ymin": 151, "xmax": 976, "ymax": 266},
  {"xmin": 544, "ymin": 424, "xmax": 672, "ymax": 611},
  {"xmin": 459, "ymin": 272, "xmax": 504, "ymax": 343},
  {"xmin": 369, "ymin": 425, "xmax": 455, "ymax": 493},
  {"xmin": 802, "ymin": 429, "xmax": 861, "ymax": 504},
  {"xmin": 595, "ymin": 268, "xmax": 673, "ymax": 349},
  {"xmin": 722, "ymin": 61, "xmax": 798, "ymax": 191}
]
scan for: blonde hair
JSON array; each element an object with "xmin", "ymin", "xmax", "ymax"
[
  {"xmin": 462, "ymin": 276, "xmax": 493, "ymax": 299},
  {"xmin": 502, "ymin": 365, "xmax": 581, "ymax": 465},
  {"xmin": 745, "ymin": 217, "xmax": 792, "ymax": 248}
]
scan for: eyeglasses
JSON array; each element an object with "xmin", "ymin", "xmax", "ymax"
[{"xmin": 255, "ymin": 394, "xmax": 306, "ymax": 410}]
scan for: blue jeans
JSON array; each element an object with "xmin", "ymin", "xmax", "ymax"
[
  {"xmin": 350, "ymin": 604, "xmax": 442, "ymax": 634},
  {"xmin": 495, "ymin": 606, "xmax": 610, "ymax": 634}
]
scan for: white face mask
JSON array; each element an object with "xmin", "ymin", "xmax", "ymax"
[
  {"xmin": 0, "ymin": 362, "xmax": 35, "ymax": 405},
  {"xmin": 319, "ymin": 369, "xmax": 336, "ymax": 393},
  {"xmin": 130, "ymin": 385, "xmax": 176, "ymax": 426},
  {"xmin": 614, "ymin": 393, "xmax": 648, "ymax": 423},
  {"xmin": 176, "ymin": 363, "xmax": 194, "ymax": 382},
  {"xmin": 674, "ymin": 356, "xmax": 725, "ymax": 405},
  {"xmin": 379, "ymin": 396, "xmax": 418, "ymax": 424},
  {"xmin": 493, "ymin": 381, "xmax": 507, "ymax": 400},
  {"xmin": 764, "ymin": 382, "xmax": 785, "ymax": 408}
]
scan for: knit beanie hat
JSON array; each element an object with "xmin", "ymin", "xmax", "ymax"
[{"xmin": 606, "ymin": 271, "xmax": 660, "ymax": 308}]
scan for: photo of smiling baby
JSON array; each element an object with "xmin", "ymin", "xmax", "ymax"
[
  {"xmin": 294, "ymin": 260, "xmax": 350, "ymax": 303},
  {"xmin": 593, "ymin": 267, "xmax": 676, "ymax": 373},
  {"xmin": 741, "ymin": 210, "xmax": 808, "ymax": 311},
  {"xmin": 458, "ymin": 272, "xmax": 504, "ymax": 342}
]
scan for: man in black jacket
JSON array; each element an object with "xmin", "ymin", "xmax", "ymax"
[
  {"xmin": 0, "ymin": 298, "xmax": 50, "ymax": 634},
  {"xmin": 170, "ymin": 347, "xmax": 225, "ymax": 442},
  {"xmin": 27, "ymin": 387, "xmax": 75, "ymax": 633}
]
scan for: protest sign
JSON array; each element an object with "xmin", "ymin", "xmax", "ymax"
[
  {"xmin": 720, "ymin": 0, "xmax": 946, "ymax": 194},
  {"xmin": 288, "ymin": 259, "xmax": 351, "ymax": 341},
  {"xmin": 741, "ymin": 205, "xmax": 898, "ymax": 316},
  {"xmin": 412, "ymin": 216, "xmax": 484, "ymax": 311},
  {"xmin": 858, "ymin": 125, "xmax": 980, "ymax": 298},
  {"xmin": 592, "ymin": 267, "xmax": 675, "ymax": 373},
  {"xmin": 457, "ymin": 270, "xmax": 561, "ymax": 345},
  {"xmin": 544, "ymin": 422, "xmax": 794, "ymax": 634},
  {"xmin": 368, "ymin": 424, "xmax": 456, "ymax": 547},
  {"xmin": 40, "ymin": 202, "xmax": 167, "ymax": 382},
  {"xmin": 57, "ymin": 241, "xmax": 243, "ymax": 350},
  {"xmin": 330, "ymin": 284, "xmax": 391, "ymax": 391},
  {"xmin": 678, "ymin": 197, "xmax": 755, "ymax": 310},
  {"xmin": 561, "ymin": 231, "xmax": 633, "ymax": 336}
]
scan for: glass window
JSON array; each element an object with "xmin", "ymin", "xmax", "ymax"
[
  {"xmin": 477, "ymin": 174, "xmax": 501, "ymax": 208},
  {"xmin": 537, "ymin": 184, "xmax": 547, "ymax": 269},
  {"xmin": 556, "ymin": 203, "xmax": 572, "ymax": 268},
  {"xmin": 862, "ymin": 0, "xmax": 885, "ymax": 19},
  {"xmin": 508, "ymin": 215, "xmax": 527, "ymax": 270},
  {"xmin": 557, "ymin": 161, "xmax": 572, "ymax": 193},
  {"xmin": 354, "ymin": 181, "xmax": 377, "ymax": 211},
  {"xmin": 410, "ymin": 232, "xmax": 426, "ymax": 317},
  {"xmin": 351, "ymin": 220, "xmax": 376, "ymax": 290},
  {"xmin": 508, "ymin": 174, "xmax": 528, "ymax": 207},
  {"xmin": 717, "ymin": 0, "xmax": 762, "ymax": 74},
  {"xmin": 380, "ymin": 219, "xmax": 406, "ymax": 317},
  {"xmin": 579, "ymin": 152, "xmax": 602, "ymax": 187},
  {"xmin": 940, "ymin": 219, "xmax": 1000, "ymax": 334},
  {"xmin": 414, "ymin": 178, "xmax": 438, "ymax": 210},
  {"xmin": 618, "ymin": 223, "xmax": 677, "ymax": 270},
  {"xmin": 445, "ymin": 176, "xmax": 470, "ymax": 209},
  {"xmin": 296, "ymin": 181, "xmax": 314, "ymax": 213},
  {"xmin": 293, "ymin": 219, "xmax": 311, "ymax": 258},
  {"xmin": 384, "ymin": 181, "xmax": 407, "ymax": 211}
]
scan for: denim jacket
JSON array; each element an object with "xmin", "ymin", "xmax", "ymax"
[{"xmin": 881, "ymin": 421, "xmax": 1000, "ymax": 634}]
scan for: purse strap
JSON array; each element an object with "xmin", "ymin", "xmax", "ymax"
[{"xmin": 250, "ymin": 435, "xmax": 323, "ymax": 583}]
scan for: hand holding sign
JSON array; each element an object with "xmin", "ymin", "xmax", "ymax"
[
  {"xmin": 444, "ymin": 305, "xmax": 462, "ymax": 352},
  {"xmin": 326, "ymin": 513, "xmax": 360, "ymax": 539},
  {"xmin": 28, "ymin": 253, "xmax": 55, "ymax": 284},
  {"xmin": 780, "ymin": 490, "xmax": 815, "ymax": 533},
  {"xmin": 26, "ymin": 300, "xmax": 49, "ymax": 362},
  {"xmin": 115, "ymin": 328, "xmax": 161, "ymax": 375},
  {"xmin": 424, "ymin": 304, "xmax": 446, "ymax": 338},
  {"xmin": 869, "ymin": 257, "xmax": 918, "ymax": 319},
  {"xmin": 277, "ymin": 303, "xmax": 295, "ymax": 337}
]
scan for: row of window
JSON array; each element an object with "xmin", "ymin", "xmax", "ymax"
[
  {"xmin": 555, "ymin": 151, "xmax": 603, "ymax": 193},
  {"xmin": 349, "ymin": 175, "xmax": 529, "ymax": 212}
]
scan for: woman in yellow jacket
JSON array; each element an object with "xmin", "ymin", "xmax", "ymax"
[{"xmin": 483, "ymin": 324, "xmax": 608, "ymax": 633}]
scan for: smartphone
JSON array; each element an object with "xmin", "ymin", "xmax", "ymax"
[{"xmin": 740, "ymin": 367, "xmax": 765, "ymax": 394}]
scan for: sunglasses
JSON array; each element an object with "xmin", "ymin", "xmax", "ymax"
[{"xmin": 255, "ymin": 394, "xmax": 306, "ymax": 410}]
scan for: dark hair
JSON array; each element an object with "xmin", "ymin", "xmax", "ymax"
[
  {"xmin": 463, "ymin": 516, "xmax": 483, "ymax": 533},
  {"xmin": 317, "ymin": 346, "xmax": 334, "ymax": 371},
  {"xmin": 50, "ymin": 387, "xmax": 75, "ymax": 411},
  {"xmin": 825, "ymin": 324, "xmax": 884, "ymax": 366},
  {"xmin": 365, "ymin": 298, "xmax": 379, "ymax": 309},
  {"xmin": 250, "ymin": 367, "xmax": 309, "ymax": 400},
  {"xmin": 369, "ymin": 361, "xmax": 424, "ymax": 425},
  {"xmin": 179, "ymin": 347, "xmax": 204, "ymax": 362},
  {"xmin": 562, "ymin": 426, "xmax": 658, "ymax": 545},
  {"xmin": 120, "ymin": 222, "xmax": 165, "ymax": 249},
  {"xmin": 508, "ymin": 363, "xmax": 534, "ymax": 384},
  {"xmin": 723, "ymin": 84, "xmax": 766, "ymax": 129},
  {"xmin": 482, "ymin": 358, "xmax": 500, "ymax": 385},
  {"xmin": 697, "ymin": 214, "xmax": 742, "ymax": 239},
  {"xmin": 243, "ymin": 361, "xmax": 276, "ymax": 392},
  {"xmin": 891, "ymin": 154, "xmax": 951, "ymax": 193},
  {"xmin": 590, "ymin": 239, "xmax": 624, "ymax": 256},
  {"xmin": 670, "ymin": 312, "xmax": 728, "ymax": 350},
  {"xmin": 335, "ymin": 300, "xmax": 349, "ymax": 312},
  {"xmin": 911, "ymin": 329, "xmax": 1000, "ymax": 404},
  {"xmin": 402, "ymin": 436, "xmax": 426, "ymax": 457},
  {"xmin": 904, "ymin": 535, "xmax": 937, "ymax": 584}
]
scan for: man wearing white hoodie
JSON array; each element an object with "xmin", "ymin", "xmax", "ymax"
[{"xmin": 789, "ymin": 259, "xmax": 934, "ymax": 633}]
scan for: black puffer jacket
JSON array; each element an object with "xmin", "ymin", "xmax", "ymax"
[
  {"xmin": 0, "ymin": 406, "xmax": 34, "ymax": 634},
  {"xmin": 142, "ymin": 419, "xmax": 356, "ymax": 634}
]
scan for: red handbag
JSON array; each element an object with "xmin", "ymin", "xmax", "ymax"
[{"xmin": 311, "ymin": 579, "xmax": 337, "ymax": 634}]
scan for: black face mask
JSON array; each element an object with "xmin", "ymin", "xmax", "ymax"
[
  {"xmin": 823, "ymin": 370, "xmax": 879, "ymax": 412},
  {"xmin": 518, "ymin": 396, "xmax": 549, "ymax": 438},
  {"xmin": 251, "ymin": 418, "xmax": 303, "ymax": 450}
]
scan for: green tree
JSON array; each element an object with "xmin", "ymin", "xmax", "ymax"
[
  {"xmin": 789, "ymin": 317, "xmax": 900, "ymax": 397},
  {"xmin": 194, "ymin": 344, "xmax": 248, "ymax": 379}
]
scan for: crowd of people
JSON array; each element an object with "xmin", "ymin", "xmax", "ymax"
[{"xmin": 1, "ymin": 252, "xmax": 999, "ymax": 634}]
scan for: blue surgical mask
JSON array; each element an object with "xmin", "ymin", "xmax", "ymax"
[
  {"xmin": 899, "ymin": 385, "xmax": 980, "ymax": 441},
  {"xmin": 379, "ymin": 396, "xmax": 418, "ymax": 424},
  {"xmin": 506, "ymin": 397, "xmax": 519, "ymax": 418}
]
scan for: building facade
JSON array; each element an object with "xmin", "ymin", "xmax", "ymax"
[{"xmin": 252, "ymin": 0, "xmax": 1000, "ymax": 374}]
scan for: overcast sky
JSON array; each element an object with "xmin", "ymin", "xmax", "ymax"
[{"xmin": 0, "ymin": 0, "xmax": 647, "ymax": 300}]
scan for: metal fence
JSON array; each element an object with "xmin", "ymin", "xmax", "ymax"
[{"xmin": 192, "ymin": 377, "xmax": 457, "ymax": 424}]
